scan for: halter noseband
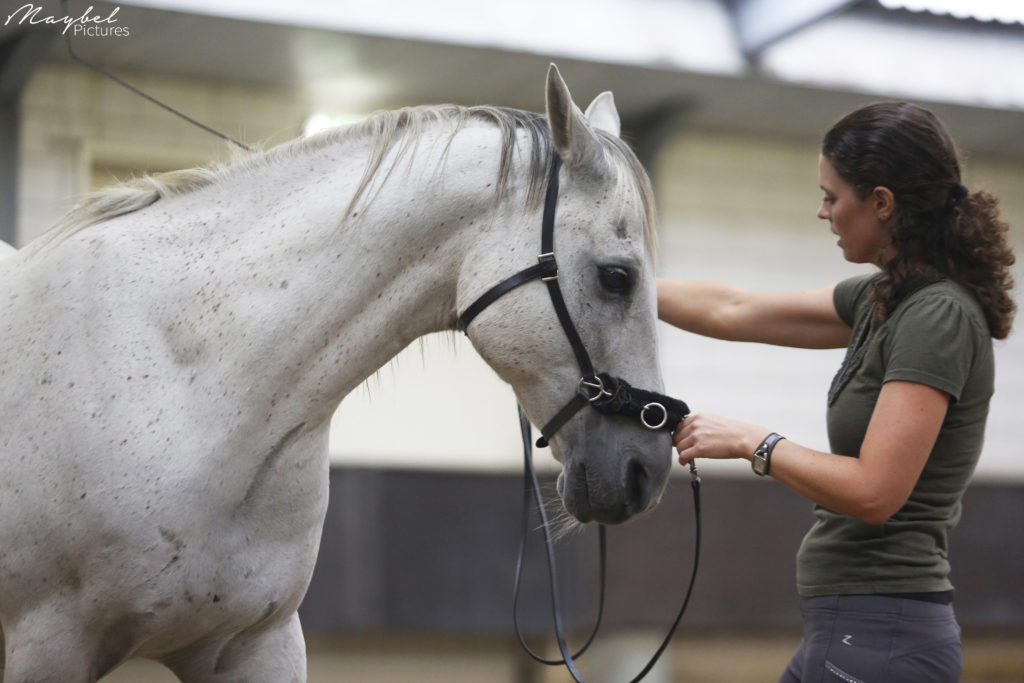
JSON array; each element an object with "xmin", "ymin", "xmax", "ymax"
[{"xmin": 458, "ymin": 154, "xmax": 690, "ymax": 447}]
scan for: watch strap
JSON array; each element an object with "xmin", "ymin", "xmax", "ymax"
[{"xmin": 752, "ymin": 432, "xmax": 785, "ymax": 476}]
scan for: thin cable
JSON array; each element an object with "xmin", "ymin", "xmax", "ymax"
[{"xmin": 59, "ymin": 0, "xmax": 253, "ymax": 152}]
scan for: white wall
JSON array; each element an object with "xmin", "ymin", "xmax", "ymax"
[{"xmin": 17, "ymin": 64, "xmax": 1024, "ymax": 480}]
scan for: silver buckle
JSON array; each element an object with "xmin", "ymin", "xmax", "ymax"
[
  {"xmin": 538, "ymin": 252, "xmax": 558, "ymax": 282},
  {"xmin": 640, "ymin": 402, "xmax": 668, "ymax": 430},
  {"xmin": 578, "ymin": 376, "xmax": 612, "ymax": 403}
]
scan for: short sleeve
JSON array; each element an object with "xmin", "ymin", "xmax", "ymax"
[
  {"xmin": 833, "ymin": 274, "xmax": 875, "ymax": 327},
  {"xmin": 883, "ymin": 294, "xmax": 978, "ymax": 402}
]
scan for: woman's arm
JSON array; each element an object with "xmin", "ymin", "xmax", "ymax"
[
  {"xmin": 674, "ymin": 380, "xmax": 949, "ymax": 524},
  {"xmin": 656, "ymin": 278, "xmax": 851, "ymax": 349}
]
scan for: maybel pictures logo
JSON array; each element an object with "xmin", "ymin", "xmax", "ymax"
[{"xmin": 4, "ymin": 3, "xmax": 130, "ymax": 37}]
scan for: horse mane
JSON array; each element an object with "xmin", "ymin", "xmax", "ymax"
[{"xmin": 25, "ymin": 104, "xmax": 656, "ymax": 255}]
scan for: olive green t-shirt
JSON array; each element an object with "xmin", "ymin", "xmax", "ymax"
[{"xmin": 796, "ymin": 273, "xmax": 994, "ymax": 597}]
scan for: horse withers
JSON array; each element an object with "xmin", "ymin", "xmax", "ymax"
[{"xmin": 0, "ymin": 65, "xmax": 673, "ymax": 681}]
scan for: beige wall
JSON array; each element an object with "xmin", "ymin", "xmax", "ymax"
[{"xmin": 17, "ymin": 64, "xmax": 318, "ymax": 246}]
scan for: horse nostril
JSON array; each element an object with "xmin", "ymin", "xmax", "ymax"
[{"xmin": 627, "ymin": 457, "xmax": 649, "ymax": 511}]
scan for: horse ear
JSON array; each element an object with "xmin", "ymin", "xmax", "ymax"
[
  {"xmin": 584, "ymin": 92, "xmax": 620, "ymax": 138},
  {"xmin": 545, "ymin": 64, "xmax": 606, "ymax": 171}
]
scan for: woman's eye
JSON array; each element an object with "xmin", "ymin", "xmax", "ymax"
[{"xmin": 598, "ymin": 266, "xmax": 634, "ymax": 295}]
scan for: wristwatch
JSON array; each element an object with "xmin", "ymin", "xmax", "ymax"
[{"xmin": 752, "ymin": 432, "xmax": 785, "ymax": 477}]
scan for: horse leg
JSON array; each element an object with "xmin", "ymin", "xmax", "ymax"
[{"xmin": 164, "ymin": 611, "xmax": 306, "ymax": 683}]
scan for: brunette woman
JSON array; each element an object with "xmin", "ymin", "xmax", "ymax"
[{"xmin": 658, "ymin": 101, "xmax": 1015, "ymax": 682}]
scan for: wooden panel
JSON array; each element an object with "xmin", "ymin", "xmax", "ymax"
[{"xmin": 301, "ymin": 469, "xmax": 1024, "ymax": 634}]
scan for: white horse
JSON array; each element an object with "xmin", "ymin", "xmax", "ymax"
[{"xmin": 0, "ymin": 65, "xmax": 673, "ymax": 681}]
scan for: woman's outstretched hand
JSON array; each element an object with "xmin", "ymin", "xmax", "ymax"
[{"xmin": 673, "ymin": 414, "xmax": 767, "ymax": 468}]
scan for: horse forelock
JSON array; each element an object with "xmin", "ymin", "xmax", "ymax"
[{"xmin": 24, "ymin": 103, "xmax": 654, "ymax": 258}]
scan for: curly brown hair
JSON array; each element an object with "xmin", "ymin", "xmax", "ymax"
[{"xmin": 822, "ymin": 102, "xmax": 1016, "ymax": 339}]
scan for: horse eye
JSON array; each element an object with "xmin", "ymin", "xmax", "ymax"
[{"xmin": 598, "ymin": 266, "xmax": 634, "ymax": 295}]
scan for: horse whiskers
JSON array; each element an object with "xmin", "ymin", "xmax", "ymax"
[
  {"xmin": 527, "ymin": 480, "xmax": 583, "ymax": 542},
  {"xmin": 545, "ymin": 506, "xmax": 584, "ymax": 543}
]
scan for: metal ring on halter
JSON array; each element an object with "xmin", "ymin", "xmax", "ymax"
[
  {"xmin": 641, "ymin": 402, "xmax": 669, "ymax": 430},
  {"xmin": 578, "ymin": 376, "xmax": 612, "ymax": 403}
]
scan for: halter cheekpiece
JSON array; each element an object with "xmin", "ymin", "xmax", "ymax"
[{"xmin": 458, "ymin": 154, "xmax": 690, "ymax": 446}]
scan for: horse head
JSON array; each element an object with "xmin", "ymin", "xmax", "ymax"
[{"xmin": 461, "ymin": 66, "xmax": 674, "ymax": 525}]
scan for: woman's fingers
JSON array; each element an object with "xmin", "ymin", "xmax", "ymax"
[
  {"xmin": 674, "ymin": 416, "xmax": 699, "ymax": 464},
  {"xmin": 673, "ymin": 413, "xmax": 763, "ymax": 463}
]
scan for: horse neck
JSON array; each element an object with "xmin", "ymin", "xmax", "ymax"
[{"xmin": 149, "ymin": 127, "xmax": 507, "ymax": 424}]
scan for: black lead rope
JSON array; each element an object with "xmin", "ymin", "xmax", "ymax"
[
  {"xmin": 513, "ymin": 404, "xmax": 703, "ymax": 683},
  {"xmin": 512, "ymin": 405, "xmax": 605, "ymax": 678}
]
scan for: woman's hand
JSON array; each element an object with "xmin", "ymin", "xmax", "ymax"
[{"xmin": 673, "ymin": 414, "xmax": 767, "ymax": 467}]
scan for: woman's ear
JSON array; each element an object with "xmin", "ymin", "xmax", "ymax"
[{"xmin": 872, "ymin": 186, "xmax": 896, "ymax": 221}]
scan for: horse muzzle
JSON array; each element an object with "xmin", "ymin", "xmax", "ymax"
[{"xmin": 558, "ymin": 430, "xmax": 672, "ymax": 525}]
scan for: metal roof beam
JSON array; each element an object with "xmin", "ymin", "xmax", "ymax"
[{"xmin": 730, "ymin": 0, "xmax": 862, "ymax": 57}]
